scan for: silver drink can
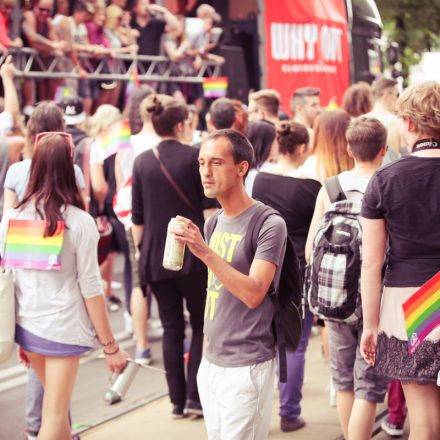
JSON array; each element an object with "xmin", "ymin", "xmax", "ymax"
[
  {"xmin": 163, "ymin": 217, "xmax": 186, "ymax": 271},
  {"xmin": 104, "ymin": 360, "xmax": 140, "ymax": 404}
]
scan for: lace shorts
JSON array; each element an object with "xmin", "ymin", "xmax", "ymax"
[{"xmin": 376, "ymin": 286, "xmax": 440, "ymax": 384}]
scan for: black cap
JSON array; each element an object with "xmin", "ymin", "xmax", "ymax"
[{"xmin": 57, "ymin": 96, "xmax": 86, "ymax": 126}]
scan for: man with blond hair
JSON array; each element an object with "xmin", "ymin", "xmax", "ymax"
[{"xmin": 248, "ymin": 89, "xmax": 280, "ymax": 125}]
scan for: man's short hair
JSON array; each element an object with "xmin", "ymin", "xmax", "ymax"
[
  {"xmin": 372, "ymin": 77, "xmax": 398, "ymax": 100},
  {"xmin": 346, "ymin": 117, "xmax": 387, "ymax": 162},
  {"xmin": 204, "ymin": 129, "xmax": 254, "ymax": 177},
  {"xmin": 291, "ymin": 87, "xmax": 320, "ymax": 114},
  {"xmin": 209, "ymin": 98, "xmax": 235, "ymax": 129},
  {"xmin": 248, "ymin": 89, "xmax": 280, "ymax": 118}
]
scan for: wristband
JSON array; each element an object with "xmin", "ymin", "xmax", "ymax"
[{"xmin": 103, "ymin": 345, "xmax": 120, "ymax": 356}]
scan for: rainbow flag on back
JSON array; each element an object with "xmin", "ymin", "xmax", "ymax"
[
  {"xmin": 96, "ymin": 119, "xmax": 132, "ymax": 161},
  {"xmin": 2, "ymin": 220, "xmax": 65, "ymax": 271},
  {"xmin": 402, "ymin": 271, "xmax": 440, "ymax": 354},
  {"xmin": 203, "ymin": 77, "xmax": 228, "ymax": 98}
]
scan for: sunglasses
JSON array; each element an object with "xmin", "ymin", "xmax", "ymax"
[
  {"xmin": 37, "ymin": 6, "xmax": 52, "ymax": 14},
  {"xmin": 34, "ymin": 132, "xmax": 74, "ymax": 158}
]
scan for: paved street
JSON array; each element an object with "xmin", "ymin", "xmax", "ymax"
[{"xmin": 0, "ymin": 260, "xmax": 409, "ymax": 440}]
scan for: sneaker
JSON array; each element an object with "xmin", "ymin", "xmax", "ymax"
[
  {"xmin": 172, "ymin": 404, "xmax": 185, "ymax": 419},
  {"xmin": 111, "ymin": 281, "xmax": 122, "ymax": 290},
  {"xmin": 107, "ymin": 295, "xmax": 122, "ymax": 312},
  {"xmin": 25, "ymin": 428, "xmax": 38, "ymax": 440},
  {"xmin": 381, "ymin": 417, "xmax": 404, "ymax": 437},
  {"xmin": 184, "ymin": 399, "xmax": 203, "ymax": 417},
  {"xmin": 280, "ymin": 416, "xmax": 306, "ymax": 432},
  {"xmin": 135, "ymin": 348, "xmax": 154, "ymax": 365}
]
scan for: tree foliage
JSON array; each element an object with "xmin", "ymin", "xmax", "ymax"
[{"xmin": 376, "ymin": 0, "xmax": 440, "ymax": 79}]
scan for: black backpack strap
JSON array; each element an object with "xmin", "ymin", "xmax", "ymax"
[
  {"xmin": 324, "ymin": 175, "xmax": 346, "ymax": 203},
  {"xmin": 243, "ymin": 203, "xmax": 290, "ymax": 383},
  {"xmin": 204, "ymin": 209, "xmax": 223, "ymax": 243}
]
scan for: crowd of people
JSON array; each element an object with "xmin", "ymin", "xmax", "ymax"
[
  {"xmin": 0, "ymin": 0, "xmax": 224, "ymax": 116},
  {"xmin": 0, "ymin": 27, "xmax": 439, "ymax": 440}
]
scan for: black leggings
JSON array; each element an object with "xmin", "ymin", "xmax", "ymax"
[{"xmin": 150, "ymin": 271, "xmax": 207, "ymax": 405}]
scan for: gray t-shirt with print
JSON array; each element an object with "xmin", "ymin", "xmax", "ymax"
[{"xmin": 203, "ymin": 202, "xmax": 287, "ymax": 367}]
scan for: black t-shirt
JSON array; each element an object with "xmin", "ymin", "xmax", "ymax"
[
  {"xmin": 131, "ymin": 16, "xmax": 166, "ymax": 56},
  {"xmin": 362, "ymin": 155, "xmax": 440, "ymax": 287},
  {"xmin": 252, "ymin": 172, "xmax": 321, "ymax": 272},
  {"xmin": 132, "ymin": 140, "xmax": 217, "ymax": 285}
]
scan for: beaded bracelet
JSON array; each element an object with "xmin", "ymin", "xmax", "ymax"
[{"xmin": 103, "ymin": 345, "xmax": 120, "ymax": 356}]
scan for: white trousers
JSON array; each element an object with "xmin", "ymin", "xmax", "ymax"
[{"xmin": 197, "ymin": 357, "xmax": 275, "ymax": 440}]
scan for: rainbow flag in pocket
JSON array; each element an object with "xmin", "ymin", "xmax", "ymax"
[
  {"xmin": 402, "ymin": 271, "xmax": 440, "ymax": 354},
  {"xmin": 2, "ymin": 220, "xmax": 65, "ymax": 271}
]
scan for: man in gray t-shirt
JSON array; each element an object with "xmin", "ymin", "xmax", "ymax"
[{"xmin": 173, "ymin": 129, "xmax": 287, "ymax": 439}]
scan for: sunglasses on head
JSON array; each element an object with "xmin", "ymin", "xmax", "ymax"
[{"xmin": 34, "ymin": 132, "xmax": 74, "ymax": 158}]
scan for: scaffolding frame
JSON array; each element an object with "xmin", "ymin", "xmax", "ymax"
[{"xmin": 0, "ymin": 48, "xmax": 222, "ymax": 83}]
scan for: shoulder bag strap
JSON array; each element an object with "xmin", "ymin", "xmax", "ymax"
[
  {"xmin": 152, "ymin": 146, "xmax": 198, "ymax": 215},
  {"xmin": 82, "ymin": 138, "xmax": 95, "ymax": 213},
  {"xmin": 324, "ymin": 175, "xmax": 346, "ymax": 203}
]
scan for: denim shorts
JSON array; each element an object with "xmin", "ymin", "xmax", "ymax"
[{"xmin": 327, "ymin": 321, "xmax": 388, "ymax": 403}]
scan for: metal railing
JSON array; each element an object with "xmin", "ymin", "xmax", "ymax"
[{"xmin": 0, "ymin": 47, "xmax": 222, "ymax": 83}]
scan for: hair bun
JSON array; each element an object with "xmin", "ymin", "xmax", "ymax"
[
  {"xmin": 146, "ymin": 96, "xmax": 164, "ymax": 116},
  {"xmin": 277, "ymin": 121, "xmax": 290, "ymax": 136}
]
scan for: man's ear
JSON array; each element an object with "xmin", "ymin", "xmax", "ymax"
[
  {"xmin": 380, "ymin": 145, "xmax": 387, "ymax": 157},
  {"xmin": 206, "ymin": 113, "xmax": 214, "ymax": 132},
  {"xmin": 346, "ymin": 144, "xmax": 355, "ymax": 159},
  {"xmin": 406, "ymin": 117, "xmax": 417, "ymax": 133},
  {"xmin": 237, "ymin": 160, "xmax": 249, "ymax": 177}
]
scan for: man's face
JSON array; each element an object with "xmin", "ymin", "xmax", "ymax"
[
  {"xmin": 35, "ymin": 0, "xmax": 53, "ymax": 21},
  {"xmin": 198, "ymin": 137, "xmax": 247, "ymax": 199},
  {"xmin": 248, "ymin": 99, "xmax": 263, "ymax": 122},
  {"xmin": 134, "ymin": 0, "xmax": 150, "ymax": 17},
  {"xmin": 301, "ymin": 96, "xmax": 321, "ymax": 128}
]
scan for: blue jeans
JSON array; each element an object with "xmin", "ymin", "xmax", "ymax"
[
  {"xmin": 26, "ymin": 368, "xmax": 43, "ymax": 435},
  {"xmin": 278, "ymin": 307, "xmax": 314, "ymax": 420}
]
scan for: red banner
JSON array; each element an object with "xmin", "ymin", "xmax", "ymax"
[{"xmin": 264, "ymin": 0, "xmax": 350, "ymax": 114}]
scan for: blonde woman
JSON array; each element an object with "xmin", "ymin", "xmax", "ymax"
[
  {"xmin": 360, "ymin": 81, "xmax": 440, "ymax": 440},
  {"xmin": 87, "ymin": 105, "xmax": 131, "ymax": 313}
]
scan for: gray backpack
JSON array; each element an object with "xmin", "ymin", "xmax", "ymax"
[{"xmin": 308, "ymin": 176, "xmax": 363, "ymax": 325}]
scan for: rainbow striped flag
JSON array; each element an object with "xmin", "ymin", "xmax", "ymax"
[
  {"xmin": 2, "ymin": 220, "xmax": 65, "ymax": 271},
  {"xmin": 95, "ymin": 119, "xmax": 132, "ymax": 161},
  {"xmin": 402, "ymin": 271, "xmax": 440, "ymax": 354},
  {"xmin": 125, "ymin": 67, "xmax": 140, "ymax": 102},
  {"xmin": 203, "ymin": 77, "xmax": 228, "ymax": 98}
]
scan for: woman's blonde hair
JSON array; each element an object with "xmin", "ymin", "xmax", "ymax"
[
  {"xmin": 395, "ymin": 81, "xmax": 440, "ymax": 137},
  {"xmin": 311, "ymin": 110, "xmax": 353, "ymax": 179},
  {"xmin": 87, "ymin": 105, "xmax": 122, "ymax": 137},
  {"xmin": 105, "ymin": 4, "xmax": 123, "ymax": 31}
]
